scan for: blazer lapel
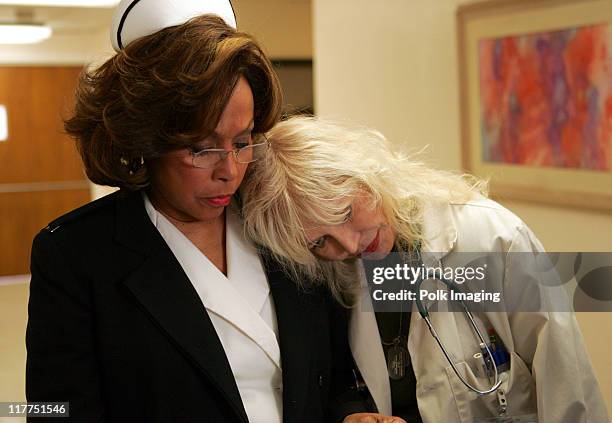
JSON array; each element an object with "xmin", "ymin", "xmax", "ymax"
[
  {"xmin": 263, "ymin": 256, "xmax": 313, "ymax": 423},
  {"xmin": 113, "ymin": 190, "xmax": 248, "ymax": 423}
]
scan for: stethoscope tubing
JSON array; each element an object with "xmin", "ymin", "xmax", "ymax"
[{"xmin": 416, "ymin": 275, "xmax": 503, "ymax": 395}]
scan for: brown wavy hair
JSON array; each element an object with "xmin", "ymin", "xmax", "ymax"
[{"xmin": 65, "ymin": 15, "xmax": 282, "ymax": 190}]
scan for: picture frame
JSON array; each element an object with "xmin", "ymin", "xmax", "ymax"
[{"xmin": 457, "ymin": 0, "xmax": 612, "ymax": 211}]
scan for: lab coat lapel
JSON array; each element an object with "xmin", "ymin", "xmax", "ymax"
[
  {"xmin": 408, "ymin": 200, "xmax": 468, "ymax": 418},
  {"xmin": 263, "ymin": 256, "xmax": 313, "ymax": 423},
  {"xmin": 349, "ymin": 264, "xmax": 392, "ymax": 415},
  {"xmin": 113, "ymin": 190, "xmax": 248, "ymax": 423},
  {"xmin": 349, "ymin": 200, "xmax": 459, "ymax": 416},
  {"xmin": 415, "ymin": 199, "xmax": 464, "ymax": 362},
  {"xmin": 420, "ymin": 199, "xmax": 457, "ymax": 264}
]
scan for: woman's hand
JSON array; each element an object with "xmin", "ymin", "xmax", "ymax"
[{"xmin": 343, "ymin": 413, "xmax": 407, "ymax": 423}]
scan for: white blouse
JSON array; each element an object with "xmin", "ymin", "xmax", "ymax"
[{"xmin": 143, "ymin": 193, "xmax": 282, "ymax": 423}]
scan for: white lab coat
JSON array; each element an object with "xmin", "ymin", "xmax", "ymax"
[
  {"xmin": 143, "ymin": 195, "xmax": 283, "ymax": 423},
  {"xmin": 350, "ymin": 198, "xmax": 609, "ymax": 422}
]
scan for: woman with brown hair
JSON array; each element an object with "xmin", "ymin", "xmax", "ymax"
[{"xmin": 25, "ymin": 2, "xmax": 369, "ymax": 422}]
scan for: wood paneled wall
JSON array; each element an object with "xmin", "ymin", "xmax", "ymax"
[{"xmin": 0, "ymin": 67, "xmax": 90, "ymax": 276}]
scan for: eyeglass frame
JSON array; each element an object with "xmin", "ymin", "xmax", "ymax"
[{"xmin": 190, "ymin": 134, "xmax": 270, "ymax": 169}]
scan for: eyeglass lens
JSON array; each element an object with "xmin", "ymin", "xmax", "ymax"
[{"xmin": 192, "ymin": 142, "xmax": 268, "ymax": 168}]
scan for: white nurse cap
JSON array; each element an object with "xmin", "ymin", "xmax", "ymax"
[{"xmin": 110, "ymin": 0, "xmax": 237, "ymax": 52}]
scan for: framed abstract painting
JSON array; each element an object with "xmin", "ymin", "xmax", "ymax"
[{"xmin": 457, "ymin": 0, "xmax": 612, "ymax": 210}]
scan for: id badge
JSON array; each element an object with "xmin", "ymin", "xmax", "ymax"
[{"xmin": 475, "ymin": 414, "xmax": 538, "ymax": 423}]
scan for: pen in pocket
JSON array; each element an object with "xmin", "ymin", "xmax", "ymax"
[{"xmin": 488, "ymin": 328, "xmax": 510, "ymax": 372}]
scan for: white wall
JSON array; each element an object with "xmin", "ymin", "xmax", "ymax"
[{"xmin": 313, "ymin": 0, "xmax": 612, "ymax": 411}]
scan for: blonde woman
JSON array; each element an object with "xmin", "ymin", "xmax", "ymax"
[{"xmin": 240, "ymin": 116, "xmax": 609, "ymax": 423}]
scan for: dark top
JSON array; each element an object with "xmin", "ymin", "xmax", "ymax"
[
  {"xmin": 374, "ymin": 311, "xmax": 423, "ymax": 423},
  {"xmin": 26, "ymin": 189, "xmax": 366, "ymax": 423}
]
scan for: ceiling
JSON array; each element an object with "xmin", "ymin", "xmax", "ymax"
[
  {"xmin": 0, "ymin": 0, "xmax": 312, "ymax": 61},
  {"xmin": 0, "ymin": 0, "xmax": 311, "ymax": 33}
]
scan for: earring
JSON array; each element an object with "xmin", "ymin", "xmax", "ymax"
[{"xmin": 120, "ymin": 156, "xmax": 144, "ymax": 175}]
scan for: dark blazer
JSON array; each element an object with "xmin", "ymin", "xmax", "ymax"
[{"xmin": 26, "ymin": 189, "xmax": 365, "ymax": 422}]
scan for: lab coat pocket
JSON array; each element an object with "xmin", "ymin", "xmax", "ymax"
[
  {"xmin": 444, "ymin": 352, "xmax": 537, "ymax": 423},
  {"xmin": 444, "ymin": 360, "xmax": 499, "ymax": 422},
  {"xmin": 503, "ymin": 352, "xmax": 537, "ymax": 417}
]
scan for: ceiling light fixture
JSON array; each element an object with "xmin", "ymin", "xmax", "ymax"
[
  {"xmin": 0, "ymin": 23, "xmax": 52, "ymax": 44},
  {"xmin": 0, "ymin": 0, "xmax": 119, "ymax": 6}
]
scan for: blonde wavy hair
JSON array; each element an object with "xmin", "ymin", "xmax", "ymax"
[{"xmin": 240, "ymin": 116, "xmax": 487, "ymax": 304}]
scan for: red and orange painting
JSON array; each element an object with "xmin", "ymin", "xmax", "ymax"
[{"xmin": 478, "ymin": 23, "xmax": 612, "ymax": 171}]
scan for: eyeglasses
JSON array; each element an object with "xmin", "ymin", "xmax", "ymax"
[{"xmin": 191, "ymin": 136, "xmax": 270, "ymax": 169}]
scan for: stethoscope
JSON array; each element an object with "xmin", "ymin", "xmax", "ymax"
[{"xmin": 410, "ymin": 247, "xmax": 503, "ymax": 396}]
